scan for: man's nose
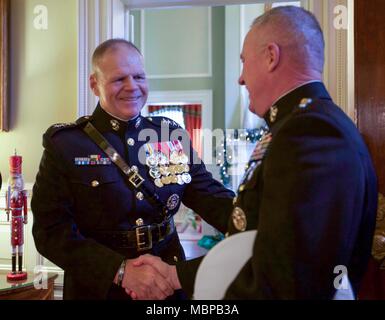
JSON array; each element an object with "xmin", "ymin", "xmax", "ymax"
[
  {"xmin": 238, "ymin": 74, "xmax": 245, "ymax": 86},
  {"xmin": 123, "ymin": 76, "xmax": 138, "ymax": 90}
]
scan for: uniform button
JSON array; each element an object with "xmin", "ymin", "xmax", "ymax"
[
  {"xmin": 91, "ymin": 180, "xmax": 99, "ymax": 188},
  {"xmin": 131, "ymin": 165, "xmax": 138, "ymax": 173},
  {"xmin": 239, "ymin": 185, "xmax": 245, "ymax": 192},
  {"xmin": 148, "ymin": 117, "xmax": 153, "ymax": 122},
  {"xmin": 127, "ymin": 138, "xmax": 135, "ymax": 146},
  {"xmin": 136, "ymin": 218, "xmax": 144, "ymax": 226},
  {"xmin": 136, "ymin": 192, "xmax": 144, "ymax": 201}
]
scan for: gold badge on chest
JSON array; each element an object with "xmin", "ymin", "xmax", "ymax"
[{"xmin": 232, "ymin": 207, "xmax": 247, "ymax": 232}]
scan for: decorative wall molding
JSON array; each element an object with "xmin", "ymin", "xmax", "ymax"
[
  {"xmin": 309, "ymin": 0, "xmax": 354, "ymax": 121},
  {"xmin": 140, "ymin": 7, "xmax": 212, "ymax": 79},
  {"xmin": 78, "ymin": 0, "xmax": 129, "ymax": 117}
]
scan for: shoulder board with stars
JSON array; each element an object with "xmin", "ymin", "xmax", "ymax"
[
  {"xmin": 144, "ymin": 116, "xmax": 182, "ymax": 129},
  {"xmin": 46, "ymin": 115, "xmax": 91, "ymax": 138}
]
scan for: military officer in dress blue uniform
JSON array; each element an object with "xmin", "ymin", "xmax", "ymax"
[
  {"xmin": 134, "ymin": 6, "xmax": 378, "ymax": 300},
  {"xmin": 31, "ymin": 39, "xmax": 235, "ymax": 300}
]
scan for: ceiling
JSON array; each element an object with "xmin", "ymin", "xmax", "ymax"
[{"xmin": 121, "ymin": 0, "xmax": 277, "ymax": 9}]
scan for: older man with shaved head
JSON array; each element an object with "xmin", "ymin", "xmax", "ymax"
[
  {"xmin": 135, "ymin": 6, "xmax": 378, "ymax": 300},
  {"xmin": 31, "ymin": 39, "xmax": 235, "ymax": 300}
]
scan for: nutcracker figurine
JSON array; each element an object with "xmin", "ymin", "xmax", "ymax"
[{"xmin": 5, "ymin": 152, "xmax": 28, "ymax": 281}]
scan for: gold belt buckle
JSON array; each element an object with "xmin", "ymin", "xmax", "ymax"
[
  {"xmin": 135, "ymin": 225, "xmax": 152, "ymax": 251},
  {"xmin": 128, "ymin": 172, "xmax": 144, "ymax": 188}
]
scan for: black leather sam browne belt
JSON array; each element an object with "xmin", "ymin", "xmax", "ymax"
[
  {"xmin": 82, "ymin": 122, "xmax": 173, "ymax": 251},
  {"xmin": 85, "ymin": 216, "xmax": 176, "ymax": 251}
]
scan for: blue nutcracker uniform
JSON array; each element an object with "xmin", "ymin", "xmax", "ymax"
[
  {"xmin": 176, "ymin": 82, "xmax": 378, "ymax": 299},
  {"xmin": 31, "ymin": 104, "xmax": 234, "ymax": 299}
]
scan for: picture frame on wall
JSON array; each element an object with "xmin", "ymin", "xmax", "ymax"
[{"xmin": 0, "ymin": 0, "xmax": 9, "ymax": 132}]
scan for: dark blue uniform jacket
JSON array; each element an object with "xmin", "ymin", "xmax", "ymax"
[
  {"xmin": 177, "ymin": 82, "xmax": 378, "ymax": 299},
  {"xmin": 31, "ymin": 104, "xmax": 234, "ymax": 299}
]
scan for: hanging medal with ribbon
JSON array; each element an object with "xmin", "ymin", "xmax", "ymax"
[{"xmin": 144, "ymin": 140, "xmax": 191, "ymax": 188}]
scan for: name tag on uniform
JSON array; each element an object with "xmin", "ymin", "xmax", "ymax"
[{"xmin": 74, "ymin": 155, "xmax": 111, "ymax": 166}]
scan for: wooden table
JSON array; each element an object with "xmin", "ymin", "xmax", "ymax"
[{"xmin": 0, "ymin": 271, "xmax": 58, "ymax": 300}]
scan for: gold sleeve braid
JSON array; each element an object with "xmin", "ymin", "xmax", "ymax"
[{"xmin": 372, "ymin": 193, "xmax": 385, "ymax": 269}]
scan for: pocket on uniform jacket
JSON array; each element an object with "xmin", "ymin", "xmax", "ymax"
[{"xmin": 69, "ymin": 169, "xmax": 122, "ymax": 229}]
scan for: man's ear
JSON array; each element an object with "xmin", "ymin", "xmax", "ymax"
[
  {"xmin": 265, "ymin": 43, "xmax": 280, "ymax": 72},
  {"xmin": 89, "ymin": 73, "xmax": 100, "ymax": 96}
]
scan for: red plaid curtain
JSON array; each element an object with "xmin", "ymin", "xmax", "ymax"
[
  {"xmin": 148, "ymin": 104, "xmax": 202, "ymax": 157},
  {"xmin": 183, "ymin": 104, "xmax": 202, "ymax": 157},
  {"xmin": 148, "ymin": 105, "xmax": 162, "ymax": 113}
]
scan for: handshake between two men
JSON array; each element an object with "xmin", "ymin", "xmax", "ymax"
[{"xmin": 115, "ymin": 254, "xmax": 182, "ymax": 300}]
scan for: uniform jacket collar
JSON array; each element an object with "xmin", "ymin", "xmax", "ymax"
[
  {"xmin": 263, "ymin": 81, "xmax": 332, "ymax": 129},
  {"xmin": 90, "ymin": 103, "xmax": 142, "ymax": 135}
]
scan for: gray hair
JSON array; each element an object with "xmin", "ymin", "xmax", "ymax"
[
  {"xmin": 252, "ymin": 6, "xmax": 325, "ymax": 73},
  {"xmin": 92, "ymin": 39, "xmax": 142, "ymax": 74}
]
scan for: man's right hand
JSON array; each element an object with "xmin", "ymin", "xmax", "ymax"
[{"xmin": 117, "ymin": 258, "xmax": 175, "ymax": 300}]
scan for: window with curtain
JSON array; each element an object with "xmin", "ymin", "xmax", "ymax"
[
  {"xmin": 148, "ymin": 105, "xmax": 186, "ymax": 129},
  {"xmin": 148, "ymin": 104, "xmax": 202, "ymax": 157}
]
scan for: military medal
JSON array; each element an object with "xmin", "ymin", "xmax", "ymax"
[
  {"xmin": 149, "ymin": 168, "xmax": 161, "ymax": 179},
  {"xmin": 170, "ymin": 175, "xmax": 178, "ymax": 184},
  {"xmin": 161, "ymin": 176, "xmax": 171, "ymax": 185},
  {"xmin": 179, "ymin": 153, "xmax": 189, "ymax": 165},
  {"xmin": 182, "ymin": 173, "xmax": 192, "ymax": 184},
  {"xmin": 176, "ymin": 164, "xmax": 184, "ymax": 174},
  {"xmin": 146, "ymin": 154, "xmax": 158, "ymax": 167},
  {"xmin": 158, "ymin": 153, "xmax": 169, "ymax": 166},
  {"xmin": 145, "ymin": 139, "xmax": 191, "ymax": 187},
  {"xmin": 159, "ymin": 166, "xmax": 170, "ymax": 176},
  {"xmin": 154, "ymin": 178, "xmax": 164, "ymax": 188},
  {"xmin": 168, "ymin": 165, "xmax": 176, "ymax": 175},
  {"xmin": 177, "ymin": 175, "xmax": 184, "ymax": 185},
  {"xmin": 170, "ymin": 151, "xmax": 179, "ymax": 165}
]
